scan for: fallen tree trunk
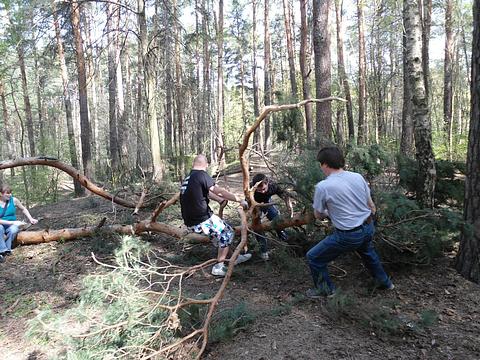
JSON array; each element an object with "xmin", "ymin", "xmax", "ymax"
[{"xmin": 15, "ymin": 211, "xmax": 316, "ymax": 246}]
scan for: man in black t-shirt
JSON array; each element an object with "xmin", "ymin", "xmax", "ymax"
[
  {"xmin": 180, "ymin": 154, "xmax": 251, "ymax": 276},
  {"xmin": 251, "ymin": 173, "xmax": 293, "ymax": 260}
]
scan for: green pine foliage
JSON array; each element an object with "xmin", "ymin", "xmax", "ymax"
[
  {"xmin": 375, "ymin": 191, "xmax": 464, "ymax": 264},
  {"xmin": 281, "ymin": 148, "xmax": 325, "ymax": 206},
  {"xmin": 272, "ymin": 92, "xmax": 305, "ymax": 148},
  {"xmin": 208, "ymin": 303, "xmax": 256, "ymax": 344},
  {"xmin": 397, "ymin": 155, "xmax": 466, "ymax": 207},
  {"xmin": 27, "ymin": 236, "xmax": 205, "ymax": 359},
  {"xmin": 345, "ymin": 143, "xmax": 393, "ymax": 180}
]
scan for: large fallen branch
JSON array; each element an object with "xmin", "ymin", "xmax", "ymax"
[{"xmin": 0, "ymin": 157, "xmax": 139, "ymax": 208}]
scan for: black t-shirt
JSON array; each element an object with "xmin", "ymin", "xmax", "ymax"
[
  {"xmin": 180, "ymin": 170, "xmax": 215, "ymax": 226},
  {"xmin": 251, "ymin": 178, "xmax": 284, "ymax": 203}
]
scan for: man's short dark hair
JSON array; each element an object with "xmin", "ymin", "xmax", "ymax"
[
  {"xmin": 251, "ymin": 173, "xmax": 267, "ymax": 184},
  {"xmin": 316, "ymin": 146, "xmax": 345, "ymax": 169}
]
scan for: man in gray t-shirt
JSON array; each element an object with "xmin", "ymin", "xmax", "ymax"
[{"xmin": 306, "ymin": 147, "xmax": 393, "ymax": 298}]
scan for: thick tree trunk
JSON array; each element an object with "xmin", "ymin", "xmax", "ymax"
[
  {"xmin": 0, "ymin": 79, "xmax": 15, "ymax": 174},
  {"xmin": 283, "ymin": 0, "xmax": 297, "ymax": 98},
  {"xmin": 216, "ymin": 0, "xmax": 225, "ymax": 165},
  {"xmin": 107, "ymin": 2, "xmax": 120, "ymax": 172},
  {"xmin": 114, "ymin": 6, "xmax": 127, "ymax": 169},
  {"xmin": 334, "ymin": 0, "xmax": 354, "ymax": 142},
  {"xmin": 53, "ymin": 2, "xmax": 84, "ymax": 196},
  {"xmin": 313, "ymin": 0, "xmax": 332, "ymax": 146},
  {"xmin": 401, "ymin": 28, "xmax": 415, "ymax": 156},
  {"xmin": 456, "ymin": 0, "xmax": 480, "ymax": 283},
  {"xmin": 123, "ymin": 44, "xmax": 133, "ymax": 168},
  {"xmin": 71, "ymin": 0, "xmax": 93, "ymax": 180},
  {"xmin": 420, "ymin": 0, "xmax": 432, "ymax": 101},
  {"xmin": 357, "ymin": 0, "xmax": 367, "ymax": 144},
  {"xmin": 444, "ymin": 0, "xmax": 455, "ymax": 160},
  {"xmin": 33, "ymin": 45, "xmax": 45, "ymax": 154},
  {"xmin": 138, "ymin": 0, "xmax": 163, "ymax": 182},
  {"xmin": 404, "ymin": 0, "xmax": 436, "ymax": 208},
  {"xmin": 299, "ymin": 0, "xmax": 313, "ymax": 144},
  {"xmin": 136, "ymin": 0, "xmax": 146, "ymax": 171},
  {"xmin": 83, "ymin": 6, "xmax": 99, "ymax": 168},
  {"xmin": 201, "ymin": 0, "xmax": 211, "ymax": 155},
  {"xmin": 173, "ymin": 0, "xmax": 185, "ymax": 160},
  {"xmin": 17, "ymin": 44, "xmax": 36, "ymax": 157},
  {"xmin": 252, "ymin": 0, "xmax": 262, "ymax": 149},
  {"xmin": 263, "ymin": 0, "xmax": 272, "ymax": 150}
]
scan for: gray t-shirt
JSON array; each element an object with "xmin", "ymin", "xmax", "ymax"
[{"xmin": 313, "ymin": 170, "xmax": 372, "ymax": 230}]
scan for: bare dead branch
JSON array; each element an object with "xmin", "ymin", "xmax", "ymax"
[{"xmin": 0, "ymin": 157, "xmax": 138, "ymax": 208}]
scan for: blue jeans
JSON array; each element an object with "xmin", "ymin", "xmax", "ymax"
[
  {"xmin": 0, "ymin": 224, "xmax": 20, "ymax": 253},
  {"xmin": 306, "ymin": 222, "xmax": 391, "ymax": 292},
  {"xmin": 255, "ymin": 204, "xmax": 280, "ymax": 253}
]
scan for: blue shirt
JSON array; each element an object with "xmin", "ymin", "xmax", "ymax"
[{"xmin": 1, "ymin": 197, "xmax": 17, "ymax": 221}]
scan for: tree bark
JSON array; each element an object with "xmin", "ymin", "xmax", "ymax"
[
  {"xmin": 456, "ymin": 0, "xmax": 480, "ymax": 284},
  {"xmin": 263, "ymin": 0, "xmax": 272, "ymax": 150},
  {"xmin": 404, "ymin": 0, "xmax": 436, "ymax": 208},
  {"xmin": 299, "ymin": 0, "xmax": 313, "ymax": 144},
  {"xmin": 420, "ymin": 0, "xmax": 432, "ymax": 101},
  {"xmin": 216, "ymin": 0, "xmax": 225, "ymax": 165},
  {"xmin": 33, "ymin": 45, "xmax": 45, "ymax": 154},
  {"xmin": 53, "ymin": 1, "xmax": 84, "ymax": 196},
  {"xmin": 334, "ymin": 0, "xmax": 355, "ymax": 141},
  {"xmin": 201, "ymin": 0, "xmax": 211, "ymax": 155},
  {"xmin": 313, "ymin": 0, "xmax": 332, "ymax": 146},
  {"xmin": 444, "ymin": 0, "xmax": 455, "ymax": 160},
  {"xmin": 252, "ymin": 0, "xmax": 262, "ymax": 149},
  {"xmin": 17, "ymin": 43, "xmax": 36, "ymax": 157},
  {"xmin": 173, "ymin": 0, "xmax": 185, "ymax": 160},
  {"xmin": 283, "ymin": 0, "xmax": 297, "ymax": 98},
  {"xmin": 0, "ymin": 79, "xmax": 15, "ymax": 173},
  {"xmin": 71, "ymin": 0, "xmax": 93, "ymax": 180},
  {"xmin": 138, "ymin": 0, "xmax": 163, "ymax": 182},
  {"xmin": 357, "ymin": 0, "xmax": 367, "ymax": 144},
  {"xmin": 107, "ymin": 1, "xmax": 120, "ymax": 172},
  {"xmin": 401, "ymin": 26, "xmax": 415, "ymax": 156}
]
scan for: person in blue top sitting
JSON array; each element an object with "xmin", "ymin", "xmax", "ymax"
[{"xmin": 0, "ymin": 185, "xmax": 38, "ymax": 263}]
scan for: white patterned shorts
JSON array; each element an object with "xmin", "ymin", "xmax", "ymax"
[{"xmin": 190, "ymin": 214, "xmax": 234, "ymax": 248}]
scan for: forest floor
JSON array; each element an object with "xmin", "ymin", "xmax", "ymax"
[{"xmin": 1, "ymin": 172, "xmax": 480, "ymax": 360}]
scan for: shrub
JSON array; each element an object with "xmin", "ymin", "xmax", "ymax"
[
  {"xmin": 346, "ymin": 144, "xmax": 393, "ymax": 181},
  {"xmin": 375, "ymin": 191, "xmax": 464, "ymax": 264},
  {"xmin": 27, "ymin": 236, "xmax": 208, "ymax": 359},
  {"xmin": 397, "ymin": 155, "xmax": 465, "ymax": 207}
]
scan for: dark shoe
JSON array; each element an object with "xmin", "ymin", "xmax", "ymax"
[
  {"xmin": 4, "ymin": 251, "xmax": 12, "ymax": 256},
  {"xmin": 376, "ymin": 281, "xmax": 395, "ymax": 291},
  {"xmin": 0, "ymin": 255, "xmax": 4, "ymax": 263},
  {"xmin": 306, "ymin": 287, "xmax": 335, "ymax": 299},
  {"xmin": 278, "ymin": 230, "xmax": 289, "ymax": 242}
]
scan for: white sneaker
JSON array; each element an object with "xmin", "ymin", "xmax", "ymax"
[
  {"xmin": 234, "ymin": 253, "xmax": 252, "ymax": 265},
  {"xmin": 260, "ymin": 252, "xmax": 270, "ymax": 261},
  {"xmin": 211, "ymin": 263, "xmax": 227, "ymax": 276}
]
